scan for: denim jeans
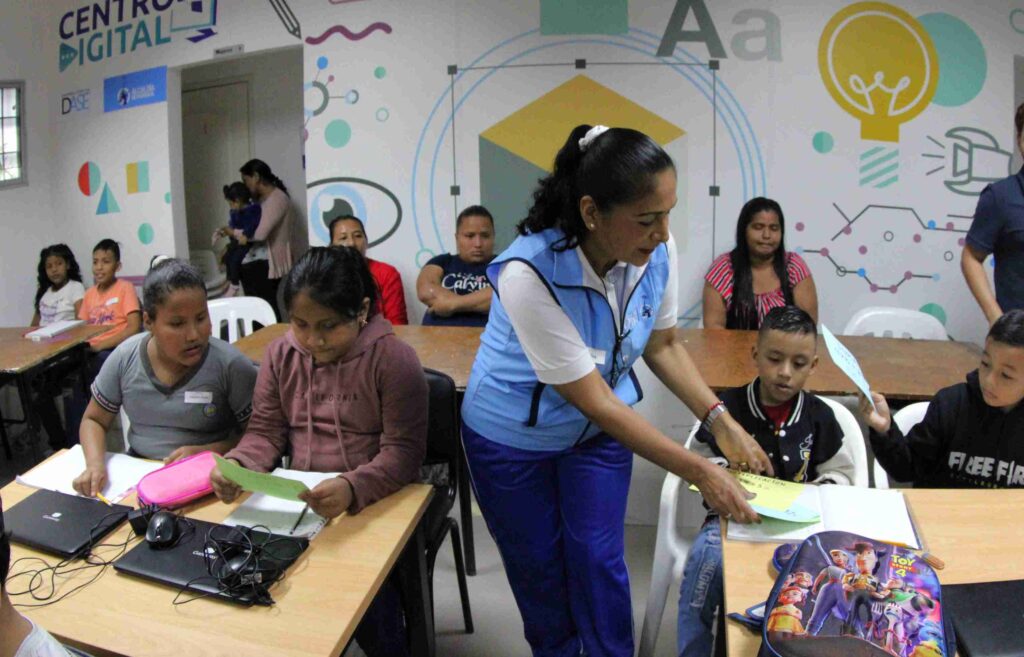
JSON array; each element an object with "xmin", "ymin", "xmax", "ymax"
[{"xmin": 677, "ymin": 517, "xmax": 723, "ymax": 657}]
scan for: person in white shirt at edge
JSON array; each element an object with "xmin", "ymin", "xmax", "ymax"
[
  {"xmin": 460, "ymin": 124, "xmax": 772, "ymax": 657},
  {"xmin": 1, "ymin": 501, "xmax": 74, "ymax": 657}
]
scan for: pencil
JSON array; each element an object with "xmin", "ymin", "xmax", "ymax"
[
  {"xmin": 268, "ymin": 0, "xmax": 301, "ymax": 40},
  {"xmin": 95, "ymin": 492, "xmax": 113, "ymax": 507},
  {"xmin": 290, "ymin": 503, "xmax": 309, "ymax": 535}
]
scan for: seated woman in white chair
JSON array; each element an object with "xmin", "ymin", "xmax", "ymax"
[{"xmin": 72, "ymin": 259, "xmax": 259, "ymax": 496}]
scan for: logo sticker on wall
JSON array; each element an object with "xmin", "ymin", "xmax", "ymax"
[
  {"xmin": 58, "ymin": 0, "xmax": 218, "ymax": 72},
  {"xmin": 103, "ymin": 66, "xmax": 167, "ymax": 113},
  {"xmin": 60, "ymin": 89, "xmax": 90, "ymax": 116}
]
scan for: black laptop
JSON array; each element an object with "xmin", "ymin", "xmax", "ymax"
[
  {"xmin": 113, "ymin": 518, "xmax": 309, "ymax": 606},
  {"xmin": 944, "ymin": 579, "xmax": 1024, "ymax": 657},
  {"xmin": 5, "ymin": 489, "xmax": 130, "ymax": 558}
]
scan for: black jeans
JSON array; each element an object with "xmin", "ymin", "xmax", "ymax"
[{"xmin": 240, "ymin": 259, "xmax": 281, "ymax": 321}]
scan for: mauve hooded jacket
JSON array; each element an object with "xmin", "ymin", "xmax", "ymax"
[{"xmin": 225, "ymin": 314, "xmax": 428, "ymax": 513}]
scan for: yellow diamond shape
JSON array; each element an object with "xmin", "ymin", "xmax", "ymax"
[{"xmin": 480, "ymin": 75, "xmax": 685, "ymax": 172}]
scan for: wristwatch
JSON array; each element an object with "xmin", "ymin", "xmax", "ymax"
[{"xmin": 702, "ymin": 401, "xmax": 727, "ymax": 433}]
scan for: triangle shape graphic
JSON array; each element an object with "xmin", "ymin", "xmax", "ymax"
[{"xmin": 96, "ymin": 183, "xmax": 120, "ymax": 214}]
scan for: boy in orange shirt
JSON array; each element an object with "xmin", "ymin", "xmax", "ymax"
[
  {"xmin": 79, "ymin": 239, "xmax": 141, "ymax": 352},
  {"xmin": 67, "ymin": 239, "xmax": 141, "ymax": 445}
]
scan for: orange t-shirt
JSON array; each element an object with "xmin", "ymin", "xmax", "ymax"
[{"xmin": 79, "ymin": 279, "xmax": 140, "ymax": 347}]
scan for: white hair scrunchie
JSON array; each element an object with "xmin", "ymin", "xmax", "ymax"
[{"xmin": 578, "ymin": 125, "xmax": 610, "ymax": 152}]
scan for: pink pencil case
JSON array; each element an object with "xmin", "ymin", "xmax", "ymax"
[{"xmin": 136, "ymin": 450, "xmax": 217, "ymax": 508}]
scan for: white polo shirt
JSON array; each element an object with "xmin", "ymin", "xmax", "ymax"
[{"xmin": 497, "ymin": 234, "xmax": 679, "ymax": 385}]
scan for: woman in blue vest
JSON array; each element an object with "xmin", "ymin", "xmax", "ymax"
[{"xmin": 461, "ymin": 124, "xmax": 773, "ymax": 657}]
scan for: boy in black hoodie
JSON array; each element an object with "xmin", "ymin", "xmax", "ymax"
[{"xmin": 860, "ymin": 309, "xmax": 1024, "ymax": 488}]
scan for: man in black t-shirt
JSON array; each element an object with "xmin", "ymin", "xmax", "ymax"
[{"xmin": 416, "ymin": 205, "xmax": 496, "ymax": 327}]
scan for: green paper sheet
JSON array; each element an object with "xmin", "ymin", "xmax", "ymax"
[{"xmin": 215, "ymin": 455, "xmax": 310, "ymax": 501}]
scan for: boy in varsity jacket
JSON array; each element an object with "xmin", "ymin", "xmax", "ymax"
[
  {"xmin": 861, "ymin": 309, "xmax": 1024, "ymax": 488},
  {"xmin": 678, "ymin": 306, "xmax": 857, "ymax": 657}
]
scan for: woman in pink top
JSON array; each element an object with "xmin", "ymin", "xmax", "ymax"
[
  {"xmin": 703, "ymin": 197, "xmax": 818, "ymax": 330},
  {"xmin": 237, "ymin": 159, "xmax": 294, "ymax": 319}
]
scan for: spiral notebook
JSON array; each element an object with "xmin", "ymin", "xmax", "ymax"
[{"xmin": 222, "ymin": 468, "xmax": 339, "ymax": 539}]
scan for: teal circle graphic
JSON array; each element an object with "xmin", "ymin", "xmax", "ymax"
[
  {"xmin": 374, "ymin": 66, "xmax": 387, "ymax": 79},
  {"xmin": 415, "ymin": 248, "xmax": 435, "ymax": 268},
  {"xmin": 325, "ymin": 120, "xmax": 352, "ymax": 148},
  {"xmin": 138, "ymin": 222, "xmax": 154, "ymax": 245},
  {"xmin": 919, "ymin": 302, "xmax": 947, "ymax": 326},
  {"xmin": 164, "ymin": 192, "xmax": 171, "ymax": 204},
  {"xmin": 1012, "ymin": 9, "xmax": 1024, "ymax": 34},
  {"xmin": 918, "ymin": 13, "xmax": 986, "ymax": 107},
  {"xmin": 812, "ymin": 131, "xmax": 834, "ymax": 154}
]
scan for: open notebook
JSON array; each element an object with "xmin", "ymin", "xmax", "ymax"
[
  {"xmin": 16, "ymin": 445, "xmax": 164, "ymax": 502},
  {"xmin": 222, "ymin": 468, "xmax": 340, "ymax": 539},
  {"xmin": 726, "ymin": 484, "xmax": 921, "ymax": 548}
]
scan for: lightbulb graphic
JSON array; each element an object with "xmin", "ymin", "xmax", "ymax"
[{"xmin": 818, "ymin": 2, "xmax": 938, "ymax": 143}]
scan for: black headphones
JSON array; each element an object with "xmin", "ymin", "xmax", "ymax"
[{"xmin": 202, "ymin": 525, "xmax": 303, "ymax": 605}]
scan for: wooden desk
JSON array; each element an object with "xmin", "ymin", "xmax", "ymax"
[
  {"xmin": 722, "ymin": 489, "xmax": 1024, "ymax": 656},
  {"xmin": 0, "ymin": 325, "xmax": 107, "ymax": 459},
  {"xmin": 679, "ymin": 328, "xmax": 980, "ymax": 401},
  {"xmin": 2, "ymin": 472, "xmax": 435, "ymax": 657},
  {"xmin": 233, "ymin": 324, "xmax": 482, "ymax": 390}
]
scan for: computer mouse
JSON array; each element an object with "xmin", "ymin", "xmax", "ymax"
[{"xmin": 145, "ymin": 511, "xmax": 179, "ymax": 549}]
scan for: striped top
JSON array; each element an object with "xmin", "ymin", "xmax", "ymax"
[{"xmin": 705, "ymin": 251, "xmax": 812, "ymax": 326}]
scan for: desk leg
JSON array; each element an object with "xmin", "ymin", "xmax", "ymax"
[
  {"xmin": 401, "ymin": 522, "xmax": 435, "ymax": 657},
  {"xmin": 458, "ymin": 440, "xmax": 476, "ymax": 576},
  {"xmin": 454, "ymin": 394, "xmax": 476, "ymax": 576},
  {"xmin": 0, "ymin": 399, "xmax": 11, "ymax": 459},
  {"xmin": 15, "ymin": 373, "xmax": 42, "ymax": 462}
]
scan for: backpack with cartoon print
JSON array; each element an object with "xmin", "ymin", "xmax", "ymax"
[{"xmin": 756, "ymin": 531, "xmax": 955, "ymax": 657}]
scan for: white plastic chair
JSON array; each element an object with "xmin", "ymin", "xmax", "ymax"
[
  {"xmin": 842, "ymin": 307, "xmax": 947, "ymax": 340},
  {"xmin": 639, "ymin": 424, "xmax": 703, "ymax": 657},
  {"xmin": 818, "ymin": 396, "xmax": 870, "ymax": 487},
  {"xmin": 189, "ymin": 249, "xmax": 229, "ymax": 298},
  {"xmin": 207, "ymin": 296, "xmax": 277, "ymax": 343},
  {"xmin": 873, "ymin": 402, "xmax": 929, "ymax": 489},
  {"xmin": 639, "ymin": 396, "xmax": 869, "ymax": 657}
]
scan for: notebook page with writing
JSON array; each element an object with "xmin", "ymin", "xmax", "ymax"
[
  {"xmin": 819, "ymin": 485, "xmax": 919, "ymax": 548},
  {"xmin": 222, "ymin": 468, "xmax": 340, "ymax": 539},
  {"xmin": 15, "ymin": 445, "xmax": 163, "ymax": 501}
]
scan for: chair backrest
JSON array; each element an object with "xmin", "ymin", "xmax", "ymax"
[
  {"xmin": 818, "ymin": 395, "xmax": 869, "ymax": 486},
  {"xmin": 874, "ymin": 401, "xmax": 930, "ymax": 489},
  {"xmin": 207, "ymin": 297, "xmax": 277, "ymax": 343},
  {"xmin": 842, "ymin": 307, "xmax": 947, "ymax": 340},
  {"xmin": 424, "ymin": 368, "xmax": 459, "ymax": 493}
]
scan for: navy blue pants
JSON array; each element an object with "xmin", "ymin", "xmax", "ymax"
[{"xmin": 462, "ymin": 422, "xmax": 634, "ymax": 657}]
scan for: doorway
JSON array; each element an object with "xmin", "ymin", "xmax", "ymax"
[{"xmin": 177, "ymin": 46, "xmax": 307, "ymax": 297}]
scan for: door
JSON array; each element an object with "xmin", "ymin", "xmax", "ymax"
[{"xmin": 182, "ymin": 80, "xmax": 251, "ymax": 252}]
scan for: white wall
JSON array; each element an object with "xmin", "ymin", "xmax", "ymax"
[
  {"xmin": 9, "ymin": 0, "xmax": 1022, "ymax": 524},
  {"xmin": 0, "ymin": 5, "xmax": 60, "ymax": 325},
  {"xmin": 180, "ymin": 47, "xmax": 308, "ymax": 259}
]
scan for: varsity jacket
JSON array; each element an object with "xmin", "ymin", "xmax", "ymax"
[{"xmin": 690, "ymin": 379, "xmax": 857, "ymax": 485}]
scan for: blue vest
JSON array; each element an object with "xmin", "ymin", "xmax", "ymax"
[{"xmin": 462, "ymin": 228, "xmax": 669, "ymax": 451}]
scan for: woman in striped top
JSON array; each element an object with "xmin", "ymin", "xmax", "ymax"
[{"xmin": 703, "ymin": 197, "xmax": 818, "ymax": 329}]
